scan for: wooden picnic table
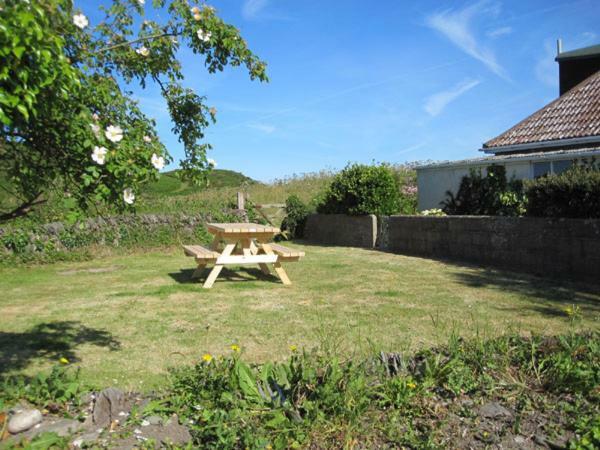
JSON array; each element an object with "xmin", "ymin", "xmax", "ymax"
[{"xmin": 183, "ymin": 222, "xmax": 304, "ymax": 289}]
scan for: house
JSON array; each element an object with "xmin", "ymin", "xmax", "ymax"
[{"xmin": 416, "ymin": 42, "xmax": 600, "ymax": 211}]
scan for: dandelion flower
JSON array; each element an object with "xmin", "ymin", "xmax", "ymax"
[
  {"xmin": 151, "ymin": 153, "xmax": 165, "ymax": 170},
  {"xmin": 230, "ymin": 344, "xmax": 240, "ymax": 352},
  {"xmin": 407, "ymin": 381, "xmax": 416, "ymax": 389},
  {"xmin": 73, "ymin": 14, "xmax": 88, "ymax": 29},
  {"xmin": 59, "ymin": 357, "xmax": 69, "ymax": 364},
  {"xmin": 91, "ymin": 146, "xmax": 108, "ymax": 165},
  {"xmin": 289, "ymin": 345, "xmax": 297, "ymax": 352},
  {"xmin": 207, "ymin": 158, "xmax": 217, "ymax": 168},
  {"xmin": 136, "ymin": 46, "xmax": 150, "ymax": 57},
  {"xmin": 197, "ymin": 29, "xmax": 211, "ymax": 42},
  {"xmin": 105, "ymin": 125, "xmax": 123, "ymax": 143},
  {"xmin": 202, "ymin": 353, "xmax": 213, "ymax": 363},
  {"xmin": 143, "ymin": 135, "xmax": 152, "ymax": 143},
  {"xmin": 123, "ymin": 188, "xmax": 135, "ymax": 205}
]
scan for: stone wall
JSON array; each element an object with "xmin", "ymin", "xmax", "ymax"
[
  {"xmin": 303, "ymin": 213, "xmax": 600, "ymax": 282},
  {"xmin": 379, "ymin": 216, "xmax": 600, "ymax": 283},
  {"xmin": 303, "ymin": 214, "xmax": 377, "ymax": 248}
]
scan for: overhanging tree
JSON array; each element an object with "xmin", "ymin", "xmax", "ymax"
[{"xmin": 0, "ymin": 0, "xmax": 268, "ymax": 221}]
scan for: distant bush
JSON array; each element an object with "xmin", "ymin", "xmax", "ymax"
[
  {"xmin": 280, "ymin": 195, "xmax": 310, "ymax": 239},
  {"xmin": 525, "ymin": 165, "xmax": 600, "ymax": 218},
  {"xmin": 316, "ymin": 164, "xmax": 400, "ymax": 216},
  {"xmin": 442, "ymin": 165, "xmax": 525, "ymax": 216}
]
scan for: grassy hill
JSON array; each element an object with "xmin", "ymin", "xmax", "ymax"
[{"xmin": 143, "ymin": 169, "xmax": 256, "ymax": 197}]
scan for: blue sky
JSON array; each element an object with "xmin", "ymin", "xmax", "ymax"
[{"xmin": 82, "ymin": 0, "xmax": 599, "ymax": 181}]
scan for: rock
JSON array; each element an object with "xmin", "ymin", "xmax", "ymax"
[
  {"xmin": 93, "ymin": 388, "xmax": 130, "ymax": 427},
  {"xmin": 72, "ymin": 430, "xmax": 102, "ymax": 448},
  {"xmin": 478, "ymin": 402, "xmax": 513, "ymax": 420},
  {"xmin": 141, "ymin": 415, "xmax": 192, "ymax": 446},
  {"xmin": 8, "ymin": 409, "xmax": 43, "ymax": 434},
  {"xmin": 26, "ymin": 418, "xmax": 84, "ymax": 438},
  {"xmin": 145, "ymin": 415, "xmax": 163, "ymax": 426}
]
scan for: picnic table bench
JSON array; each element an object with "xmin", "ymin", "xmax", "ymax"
[{"xmin": 183, "ymin": 223, "xmax": 305, "ymax": 288}]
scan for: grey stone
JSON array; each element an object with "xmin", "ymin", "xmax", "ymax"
[
  {"xmin": 142, "ymin": 416, "xmax": 192, "ymax": 447},
  {"xmin": 26, "ymin": 418, "xmax": 84, "ymax": 438},
  {"xmin": 92, "ymin": 387, "xmax": 130, "ymax": 427},
  {"xmin": 478, "ymin": 402, "xmax": 513, "ymax": 420},
  {"xmin": 8, "ymin": 409, "xmax": 43, "ymax": 434},
  {"xmin": 145, "ymin": 415, "xmax": 163, "ymax": 426},
  {"xmin": 72, "ymin": 430, "xmax": 102, "ymax": 448}
]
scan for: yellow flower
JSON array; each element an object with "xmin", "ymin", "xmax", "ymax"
[
  {"xmin": 230, "ymin": 344, "xmax": 240, "ymax": 352},
  {"xmin": 59, "ymin": 357, "xmax": 69, "ymax": 365},
  {"xmin": 202, "ymin": 353, "xmax": 213, "ymax": 363},
  {"xmin": 407, "ymin": 382, "xmax": 416, "ymax": 389},
  {"xmin": 289, "ymin": 345, "xmax": 297, "ymax": 352}
]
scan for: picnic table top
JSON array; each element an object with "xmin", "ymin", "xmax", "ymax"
[{"xmin": 206, "ymin": 222, "xmax": 281, "ymax": 234}]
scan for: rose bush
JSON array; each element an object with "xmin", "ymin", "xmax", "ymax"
[{"xmin": 0, "ymin": 0, "xmax": 267, "ymax": 221}]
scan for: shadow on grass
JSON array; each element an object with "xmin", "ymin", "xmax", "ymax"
[
  {"xmin": 451, "ymin": 268, "xmax": 600, "ymax": 317},
  {"xmin": 168, "ymin": 267, "xmax": 280, "ymax": 285},
  {"xmin": 0, "ymin": 321, "xmax": 121, "ymax": 375}
]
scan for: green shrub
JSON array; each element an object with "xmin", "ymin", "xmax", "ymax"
[
  {"xmin": 442, "ymin": 165, "xmax": 525, "ymax": 216},
  {"xmin": 316, "ymin": 163, "xmax": 400, "ymax": 216},
  {"xmin": 525, "ymin": 165, "xmax": 600, "ymax": 218},
  {"xmin": 280, "ymin": 195, "xmax": 310, "ymax": 239}
]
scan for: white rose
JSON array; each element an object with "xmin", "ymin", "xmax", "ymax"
[
  {"xmin": 136, "ymin": 46, "xmax": 150, "ymax": 57},
  {"xmin": 151, "ymin": 153, "xmax": 165, "ymax": 170},
  {"xmin": 123, "ymin": 188, "xmax": 135, "ymax": 205},
  {"xmin": 196, "ymin": 29, "xmax": 211, "ymax": 42},
  {"xmin": 91, "ymin": 146, "xmax": 108, "ymax": 165},
  {"xmin": 143, "ymin": 135, "xmax": 152, "ymax": 143},
  {"xmin": 105, "ymin": 125, "xmax": 123, "ymax": 143},
  {"xmin": 90, "ymin": 123, "xmax": 100, "ymax": 137},
  {"xmin": 73, "ymin": 14, "xmax": 88, "ymax": 29},
  {"xmin": 207, "ymin": 158, "xmax": 217, "ymax": 168}
]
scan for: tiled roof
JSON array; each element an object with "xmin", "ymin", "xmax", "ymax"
[{"xmin": 483, "ymin": 70, "xmax": 600, "ymax": 149}]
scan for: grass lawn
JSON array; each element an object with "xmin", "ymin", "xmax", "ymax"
[{"xmin": 1, "ymin": 243, "xmax": 598, "ymax": 390}]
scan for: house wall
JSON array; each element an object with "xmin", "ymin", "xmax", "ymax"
[{"xmin": 416, "ymin": 161, "xmax": 530, "ymax": 211}]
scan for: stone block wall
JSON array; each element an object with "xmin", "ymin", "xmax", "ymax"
[
  {"xmin": 379, "ymin": 216, "xmax": 600, "ymax": 283},
  {"xmin": 303, "ymin": 214, "xmax": 377, "ymax": 248}
]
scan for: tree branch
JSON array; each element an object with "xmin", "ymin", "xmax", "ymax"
[
  {"xmin": 0, "ymin": 194, "xmax": 46, "ymax": 223},
  {"xmin": 93, "ymin": 31, "xmax": 180, "ymax": 54}
]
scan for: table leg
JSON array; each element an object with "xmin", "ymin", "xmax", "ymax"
[
  {"xmin": 248, "ymin": 239, "xmax": 270, "ymax": 275},
  {"xmin": 260, "ymin": 242, "xmax": 292, "ymax": 285},
  {"xmin": 191, "ymin": 263, "xmax": 206, "ymax": 279},
  {"xmin": 203, "ymin": 242, "xmax": 236, "ymax": 289}
]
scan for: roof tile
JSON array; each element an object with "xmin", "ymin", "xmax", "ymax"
[{"xmin": 484, "ymin": 70, "xmax": 600, "ymax": 148}]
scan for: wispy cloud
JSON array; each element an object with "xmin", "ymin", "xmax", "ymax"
[
  {"xmin": 242, "ymin": 0, "xmax": 269, "ymax": 20},
  {"xmin": 426, "ymin": 1, "xmax": 508, "ymax": 79},
  {"xmin": 535, "ymin": 40, "xmax": 558, "ymax": 88},
  {"xmin": 487, "ymin": 26, "xmax": 512, "ymax": 38},
  {"xmin": 424, "ymin": 79, "xmax": 481, "ymax": 117},
  {"xmin": 247, "ymin": 122, "xmax": 276, "ymax": 134}
]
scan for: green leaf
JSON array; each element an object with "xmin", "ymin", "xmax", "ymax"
[{"xmin": 234, "ymin": 361, "xmax": 261, "ymax": 403}]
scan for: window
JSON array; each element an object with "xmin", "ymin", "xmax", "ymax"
[
  {"xmin": 553, "ymin": 159, "xmax": 572, "ymax": 174},
  {"xmin": 533, "ymin": 162, "xmax": 551, "ymax": 178}
]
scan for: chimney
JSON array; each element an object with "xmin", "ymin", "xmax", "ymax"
[{"xmin": 555, "ymin": 42, "xmax": 600, "ymax": 95}]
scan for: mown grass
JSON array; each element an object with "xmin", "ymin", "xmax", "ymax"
[{"xmin": 0, "ymin": 243, "xmax": 598, "ymax": 390}]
